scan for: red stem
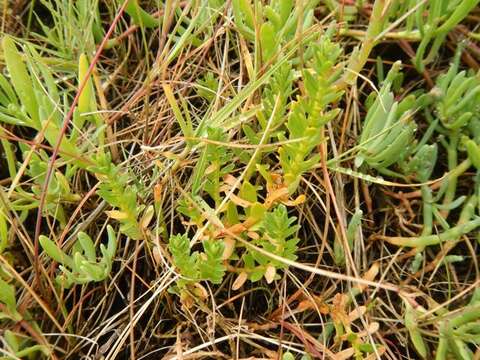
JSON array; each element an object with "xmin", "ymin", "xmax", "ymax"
[{"xmin": 33, "ymin": 0, "xmax": 131, "ymax": 289}]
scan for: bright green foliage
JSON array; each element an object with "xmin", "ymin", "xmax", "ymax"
[
  {"xmin": 0, "ymin": 279, "xmax": 48, "ymax": 359},
  {"xmin": 0, "ymin": 206, "xmax": 8, "ymax": 254},
  {"xmin": 355, "ymin": 62, "xmax": 417, "ymax": 175},
  {"xmin": 18, "ymin": 149, "xmax": 81, "ymax": 227},
  {"xmin": 1, "ymin": 330, "xmax": 49, "ymax": 360},
  {"xmin": 282, "ymin": 352, "xmax": 295, "ymax": 360},
  {"xmin": 89, "ymin": 153, "xmax": 144, "ymax": 240},
  {"xmin": 243, "ymin": 205, "xmax": 299, "ymax": 281},
  {"xmin": 411, "ymin": 0, "xmax": 480, "ymax": 72},
  {"xmin": 198, "ymin": 240, "xmax": 226, "ymax": 284},
  {"xmin": 39, "ymin": 226, "xmax": 117, "ymax": 288},
  {"xmin": 434, "ymin": 289, "xmax": 480, "ymax": 360},
  {"xmin": 403, "ymin": 144, "xmax": 438, "ymax": 236},
  {"xmin": 177, "ymin": 196, "xmax": 204, "ymax": 226},
  {"xmin": 168, "ymin": 234, "xmax": 225, "ymax": 288},
  {"xmin": 403, "ymin": 144, "xmax": 438, "ymax": 183},
  {"xmin": 232, "ymin": 0, "xmax": 315, "ymax": 61},
  {"xmin": 196, "ymin": 72, "xmax": 219, "ymax": 102},
  {"xmin": 253, "ymin": 61, "xmax": 294, "ymax": 141},
  {"xmin": 192, "ymin": 127, "xmax": 235, "ymax": 205},
  {"xmin": 169, "ymin": 234, "xmax": 199, "ymax": 281},
  {"xmin": 279, "ymin": 31, "xmax": 343, "ymax": 193},
  {"xmin": 73, "ymin": 53, "xmax": 103, "ymax": 142},
  {"xmin": 433, "ymin": 56, "xmax": 480, "ymax": 130},
  {"xmin": 384, "ymin": 0, "xmax": 480, "ymax": 72},
  {"xmin": 34, "ymin": 0, "xmax": 101, "ymax": 58},
  {"xmin": 124, "ymin": 0, "xmax": 160, "ymax": 29},
  {"xmin": 466, "ymin": 139, "xmax": 480, "ymax": 170},
  {"xmin": 170, "ymin": 30, "xmax": 344, "ymax": 292},
  {"xmin": 0, "ymin": 36, "xmax": 100, "ymax": 166},
  {"xmin": 0, "ymin": 278, "xmax": 21, "ymax": 321},
  {"xmin": 404, "ymin": 301, "xmax": 428, "ymax": 358}
]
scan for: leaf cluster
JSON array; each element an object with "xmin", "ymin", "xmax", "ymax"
[
  {"xmin": 39, "ymin": 225, "xmax": 117, "ymax": 289},
  {"xmin": 243, "ymin": 204, "xmax": 299, "ymax": 282},
  {"xmin": 168, "ymin": 234, "xmax": 225, "ymax": 289},
  {"xmin": 279, "ymin": 31, "xmax": 343, "ymax": 193},
  {"xmin": 89, "ymin": 153, "xmax": 144, "ymax": 240},
  {"xmin": 355, "ymin": 62, "xmax": 418, "ymax": 175}
]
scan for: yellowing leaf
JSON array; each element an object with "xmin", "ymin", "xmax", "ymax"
[
  {"xmin": 141, "ymin": 205, "xmax": 155, "ymax": 229},
  {"xmin": 105, "ymin": 210, "xmax": 129, "ymax": 220}
]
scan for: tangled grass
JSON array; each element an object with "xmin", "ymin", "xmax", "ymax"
[{"xmin": 1, "ymin": 1, "xmax": 480, "ymax": 359}]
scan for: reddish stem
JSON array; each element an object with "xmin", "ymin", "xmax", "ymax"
[{"xmin": 33, "ymin": 0, "xmax": 131, "ymax": 290}]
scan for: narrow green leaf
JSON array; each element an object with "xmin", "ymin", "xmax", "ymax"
[
  {"xmin": 2, "ymin": 36, "xmax": 39, "ymax": 127},
  {"xmin": 39, "ymin": 235, "xmax": 74, "ymax": 268},
  {"xmin": 78, "ymin": 232, "xmax": 96, "ymax": 262},
  {"xmin": 0, "ymin": 207, "xmax": 8, "ymax": 253},
  {"xmin": 0, "ymin": 278, "xmax": 16, "ymax": 313},
  {"xmin": 125, "ymin": 0, "xmax": 160, "ymax": 28}
]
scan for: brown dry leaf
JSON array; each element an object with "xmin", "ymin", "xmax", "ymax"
[
  {"xmin": 232, "ymin": 272, "xmax": 248, "ymax": 290},
  {"xmin": 223, "ymin": 174, "xmax": 237, "ymax": 186},
  {"xmin": 295, "ymin": 298, "xmax": 330, "ymax": 314},
  {"xmin": 246, "ymin": 231, "xmax": 259, "ymax": 240},
  {"xmin": 336, "ymin": 347, "xmax": 355, "ymax": 360},
  {"xmin": 228, "ymin": 223, "xmax": 247, "ymax": 234},
  {"xmin": 354, "ymin": 262, "xmax": 380, "ymax": 294},
  {"xmin": 296, "ymin": 299, "xmax": 314, "ymax": 312},
  {"xmin": 152, "ymin": 245, "xmax": 162, "ymax": 265},
  {"xmin": 331, "ymin": 293, "xmax": 349, "ymax": 326},
  {"xmin": 348, "ymin": 306, "xmax": 367, "ymax": 323},
  {"xmin": 180, "ymin": 291, "xmax": 194, "ymax": 309}
]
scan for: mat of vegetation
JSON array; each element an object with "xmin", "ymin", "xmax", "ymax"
[{"xmin": 1, "ymin": 0, "xmax": 480, "ymax": 359}]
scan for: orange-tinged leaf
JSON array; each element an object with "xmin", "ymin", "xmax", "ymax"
[
  {"xmin": 223, "ymin": 174, "xmax": 237, "ymax": 186},
  {"xmin": 364, "ymin": 347, "xmax": 386, "ymax": 360},
  {"xmin": 229, "ymin": 193, "xmax": 252, "ymax": 208},
  {"xmin": 154, "ymin": 183, "xmax": 162, "ymax": 203},
  {"xmin": 296, "ymin": 299, "xmax": 314, "ymax": 312},
  {"xmin": 222, "ymin": 238, "xmax": 236, "ymax": 259},
  {"xmin": 265, "ymin": 186, "xmax": 289, "ymax": 207},
  {"xmin": 282, "ymin": 194, "xmax": 306, "ymax": 206},
  {"xmin": 228, "ymin": 223, "xmax": 246, "ymax": 234}
]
